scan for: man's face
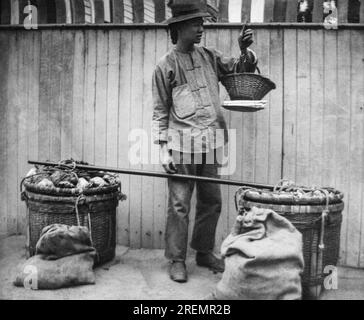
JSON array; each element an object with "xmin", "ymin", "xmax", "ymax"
[{"xmin": 178, "ymin": 18, "xmax": 204, "ymax": 44}]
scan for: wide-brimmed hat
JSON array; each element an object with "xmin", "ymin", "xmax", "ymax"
[{"xmin": 165, "ymin": 2, "xmax": 210, "ymax": 25}]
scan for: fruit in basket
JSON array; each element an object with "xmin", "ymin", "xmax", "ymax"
[
  {"xmin": 89, "ymin": 177, "xmax": 107, "ymax": 187},
  {"xmin": 76, "ymin": 178, "xmax": 90, "ymax": 191},
  {"xmin": 57, "ymin": 181, "xmax": 75, "ymax": 189},
  {"xmin": 37, "ymin": 178, "xmax": 54, "ymax": 188}
]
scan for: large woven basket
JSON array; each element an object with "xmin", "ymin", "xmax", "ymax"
[
  {"xmin": 221, "ymin": 67, "xmax": 276, "ymax": 100},
  {"xmin": 21, "ymin": 180, "xmax": 125, "ymax": 266},
  {"xmin": 235, "ymin": 184, "xmax": 344, "ymax": 299}
]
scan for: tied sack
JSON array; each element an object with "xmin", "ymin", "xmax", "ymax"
[
  {"xmin": 14, "ymin": 224, "xmax": 96, "ymax": 289},
  {"xmin": 35, "ymin": 224, "xmax": 95, "ymax": 259},
  {"xmin": 214, "ymin": 207, "xmax": 304, "ymax": 300}
]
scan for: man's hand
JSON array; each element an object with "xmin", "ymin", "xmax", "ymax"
[
  {"xmin": 160, "ymin": 143, "xmax": 177, "ymax": 174},
  {"xmin": 238, "ymin": 25, "xmax": 254, "ymax": 53}
]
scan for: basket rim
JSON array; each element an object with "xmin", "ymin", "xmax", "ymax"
[
  {"xmin": 221, "ymin": 72, "xmax": 277, "ymax": 89},
  {"xmin": 238, "ymin": 188, "xmax": 344, "ymax": 206},
  {"xmin": 23, "ymin": 180, "xmax": 120, "ymax": 196}
]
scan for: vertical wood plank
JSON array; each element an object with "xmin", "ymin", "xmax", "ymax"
[
  {"xmin": 273, "ymin": 0, "xmax": 288, "ymax": 22},
  {"xmin": 154, "ymin": 0, "xmax": 165, "ymax": 22},
  {"xmin": 285, "ymin": 0, "xmax": 298, "ymax": 22},
  {"xmin": 227, "ymin": 28, "xmax": 243, "ymax": 233},
  {"xmin": 133, "ymin": 0, "xmax": 144, "ymax": 23},
  {"xmin": 241, "ymin": 30, "xmax": 257, "ymax": 185},
  {"xmin": 282, "ymin": 29, "xmax": 297, "ymax": 181},
  {"xmin": 72, "ymin": 30, "xmax": 86, "ymax": 160},
  {"xmin": 60, "ymin": 31, "xmax": 74, "ymax": 160},
  {"xmin": 71, "ymin": 0, "xmax": 86, "ymax": 23},
  {"xmin": 106, "ymin": 30, "xmax": 120, "ymax": 168},
  {"xmin": 268, "ymin": 28, "xmax": 283, "ymax": 184},
  {"xmin": 0, "ymin": 31, "xmax": 9, "ymax": 235},
  {"xmin": 309, "ymin": 29, "xmax": 324, "ymax": 188},
  {"xmin": 335, "ymin": 28, "xmax": 352, "ymax": 265},
  {"xmin": 17, "ymin": 30, "xmax": 30, "ymax": 234},
  {"xmin": 18, "ymin": 0, "xmax": 29, "ymax": 24},
  {"xmin": 361, "ymin": 0, "xmax": 364, "ymax": 23},
  {"xmin": 48, "ymin": 29, "xmax": 63, "ymax": 162},
  {"xmin": 322, "ymin": 31, "xmax": 337, "ymax": 187},
  {"xmin": 111, "ymin": 0, "xmax": 124, "ymax": 23},
  {"xmin": 356, "ymin": 33, "xmax": 364, "ymax": 268},
  {"xmin": 241, "ymin": 0, "xmax": 252, "ymax": 23},
  {"xmin": 312, "ymin": 0, "xmax": 325, "ymax": 22},
  {"xmin": 141, "ymin": 29, "xmax": 156, "ymax": 249},
  {"xmin": 263, "ymin": 0, "xmax": 275, "ymax": 22},
  {"xmin": 216, "ymin": 28, "xmax": 232, "ymax": 247},
  {"xmin": 11, "ymin": 0, "xmax": 19, "ymax": 24},
  {"xmin": 295, "ymin": 29, "xmax": 311, "ymax": 186},
  {"xmin": 152, "ymin": 28, "xmax": 168, "ymax": 249},
  {"xmin": 7, "ymin": 31, "xmax": 19, "ymax": 235},
  {"xmin": 337, "ymin": 0, "xmax": 349, "ymax": 23},
  {"xmin": 83, "ymin": 30, "xmax": 97, "ymax": 164},
  {"xmin": 54, "ymin": 0, "xmax": 67, "ymax": 23},
  {"xmin": 94, "ymin": 0, "xmax": 105, "ymax": 23},
  {"xmin": 347, "ymin": 29, "xmax": 364, "ymax": 267},
  {"xmin": 218, "ymin": 0, "xmax": 229, "ymax": 22},
  {"xmin": 129, "ymin": 29, "xmax": 144, "ymax": 248},
  {"xmin": 254, "ymin": 29, "xmax": 270, "ymax": 184},
  {"xmin": 117, "ymin": 29, "xmax": 133, "ymax": 246},
  {"xmin": 38, "ymin": 30, "xmax": 52, "ymax": 161},
  {"xmin": 0, "ymin": 0, "xmax": 11, "ymax": 24},
  {"xmin": 46, "ymin": 0, "xmax": 57, "ymax": 23},
  {"xmin": 36, "ymin": 0, "xmax": 49, "ymax": 24},
  {"xmin": 94, "ymin": 30, "xmax": 108, "ymax": 166}
]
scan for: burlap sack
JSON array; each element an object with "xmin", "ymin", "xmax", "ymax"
[
  {"xmin": 35, "ymin": 224, "xmax": 95, "ymax": 260},
  {"xmin": 213, "ymin": 207, "xmax": 304, "ymax": 300},
  {"xmin": 13, "ymin": 251, "xmax": 96, "ymax": 290}
]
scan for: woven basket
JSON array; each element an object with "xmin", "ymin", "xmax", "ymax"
[
  {"xmin": 21, "ymin": 180, "xmax": 125, "ymax": 266},
  {"xmin": 221, "ymin": 66, "xmax": 276, "ymax": 100},
  {"xmin": 234, "ymin": 185, "xmax": 344, "ymax": 298}
]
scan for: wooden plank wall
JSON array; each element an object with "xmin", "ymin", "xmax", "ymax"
[{"xmin": 0, "ymin": 25, "xmax": 363, "ymax": 268}]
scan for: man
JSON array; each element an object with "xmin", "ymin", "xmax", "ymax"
[{"xmin": 152, "ymin": 1, "xmax": 257, "ymax": 283}]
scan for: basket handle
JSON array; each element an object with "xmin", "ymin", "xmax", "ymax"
[{"xmin": 234, "ymin": 55, "xmax": 261, "ymax": 75}]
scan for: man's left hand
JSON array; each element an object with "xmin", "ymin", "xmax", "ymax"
[{"xmin": 238, "ymin": 28, "xmax": 254, "ymax": 52}]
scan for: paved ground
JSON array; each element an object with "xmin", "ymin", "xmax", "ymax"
[{"xmin": 1, "ymin": 235, "xmax": 363, "ymax": 300}]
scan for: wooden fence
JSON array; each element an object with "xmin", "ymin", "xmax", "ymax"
[{"xmin": 0, "ymin": 24, "xmax": 363, "ymax": 268}]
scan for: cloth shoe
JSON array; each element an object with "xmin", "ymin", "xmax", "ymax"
[
  {"xmin": 169, "ymin": 261, "xmax": 187, "ymax": 283},
  {"xmin": 196, "ymin": 252, "xmax": 225, "ymax": 273}
]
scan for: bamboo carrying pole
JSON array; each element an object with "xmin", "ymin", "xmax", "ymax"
[{"xmin": 28, "ymin": 160, "xmax": 275, "ymax": 190}]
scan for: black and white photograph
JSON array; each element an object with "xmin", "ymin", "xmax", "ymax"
[{"xmin": 0, "ymin": 0, "xmax": 363, "ymax": 304}]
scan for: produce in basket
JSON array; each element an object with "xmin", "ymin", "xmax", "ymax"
[
  {"xmin": 76, "ymin": 177, "xmax": 90, "ymax": 191},
  {"xmin": 37, "ymin": 178, "xmax": 54, "ymax": 188},
  {"xmin": 22, "ymin": 159, "xmax": 121, "ymax": 193}
]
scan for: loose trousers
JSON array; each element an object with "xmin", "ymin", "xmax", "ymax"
[{"xmin": 165, "ymin": 151, "xmax": 222, "ymax": 261}]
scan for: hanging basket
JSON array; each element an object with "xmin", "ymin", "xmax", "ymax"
[
  {"xmin": 221, "ymin": 66, "xmax": 276, "ymax": 100},
  {"xmin": 234, "ymin": 181, "xmax": 344, "ymax": 298}
]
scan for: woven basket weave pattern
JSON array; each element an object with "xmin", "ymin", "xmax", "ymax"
[
  {"xmin": 25, "ymin": 187, "xmax": 119, "ymax": 266},
  {"xmin": 221, "ymin": 73, "xmax": 276, "ymax": 100},
  {"xmin": 239, "ymin": 198, "xmax": 343, "ymax": 290}
]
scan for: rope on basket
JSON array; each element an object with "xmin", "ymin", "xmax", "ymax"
[
  {"xmin": 75, "ymin": 194, "xmax": 94, "ymax": 248},
  {"xmin": 316, "ymin": 188, "xmax": 330, "ymax": 278},
  {"xmin": 234, "ymin": 186, "xmax": 256, "ymax": 212}
]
